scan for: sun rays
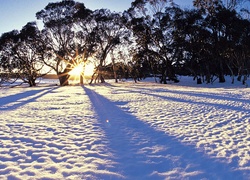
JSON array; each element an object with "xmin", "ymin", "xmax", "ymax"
[
  {"xmin": 68, "ymin": 61, "xmax": 95, "ymax": 84},
  {"xmin": 69, "ymin": 63, "xmax": 84, "ymax": 77},
  {"xmin": 54, "ymin": 46, "xmax": 96, "ymax": 85}
]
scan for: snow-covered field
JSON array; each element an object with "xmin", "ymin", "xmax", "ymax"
[{"xmin": 0, "ymin": 77, "xmax": 250, "ymax": 180}]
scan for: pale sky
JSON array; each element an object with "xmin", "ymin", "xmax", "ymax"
[{"xmin": 0, "ymin": 0, "xmax": 193, "ymax": 36}]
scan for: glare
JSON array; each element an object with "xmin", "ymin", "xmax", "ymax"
[
  {"xmin": 84, "ymin": 63, "xmax": 95, "ymax": 76},
  {"xmin": 69, "ymin": 64, "xmax": 83, "ymax": 76},
  {"xmin": 68, "ymin": 62, "xmax": 95, "ymax": 85}
]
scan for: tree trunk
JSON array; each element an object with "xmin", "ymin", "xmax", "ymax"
[
  {"xmin": 218, "ymin": 60, "xmax": 225, "ymax": 83},
  {"xmin": 28, "ymin": 78, "xmax": 36, "ymax": 87},
  {"xmin": 58, "ymin": 72, "xmax": 69, "ymax": 86},
  {"xmin": 93, "ymin": 70, "xmax": 105, "ymax": 84},
  {"xmin": 226, "ymin": 64, "xmax": 234, "ymax": 84},
  {"xmin": 159, "ymin": 61, "xmax": 167, "ymax": 84},
  {"xmin": 205, "ymin": 73, "xmax": 211, "ymax": 84},
  {"xmin": 205, "ymin": 65, "xmax": 211, "ymax": 84},
  {"xmin": 218, "ymin": 73, "xmax": 226, "ymax": 83},
  {"xmin": 197, "ymin": 77, "xmax": 202, "ymax": 84},
  {"xmin": 160, "ymin": 68, "xmax": 167, "ymax": 84},
  {"xmin": 112, "ymin": 62, "xmax": 118, "ymax": 83},
  {"xmin": 100, "ymin": 74, "xmax": 105, "ymax": 83},
  {"xmin": 80, "ymin": 75, "xmax": 84, "ymax": 85},
  {"xmin": 89, "ymin": 68, "xmax": 98, "ymax": 84},
  {"xmin": 237, "ymin": 66, "xmax": 243, "ymax": 82}
]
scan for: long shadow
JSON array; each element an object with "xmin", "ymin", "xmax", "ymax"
[
  {"xmin": 133, "ymin": 86, "xmax": 250, "ymax": 106},
  {"xmin": 113, "ymin": 87, "xmax": 250, "ymax": 135},
  {"xmin": 115, "ymin": 86, "xmax": 250, "ymax": 113},
  {"xmin": 83, "ymin": 86, "xmax": 246, "ymax": 180},
  {"xmin": 144, "ymin": 91, "xmax": 248, "ymax": 113},
  {"xmin": 0, "ymin": 87, "xmax": 58, "ymax": 111}
]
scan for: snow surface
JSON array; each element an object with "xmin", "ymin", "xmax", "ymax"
[{"xmin": 0, "ymin": 77, "xmax": 250, "ymax": 180}]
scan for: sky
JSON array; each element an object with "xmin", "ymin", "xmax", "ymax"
[{"xmin": 0, "ymin": 0, "xmax": 193, "ymax": 36}]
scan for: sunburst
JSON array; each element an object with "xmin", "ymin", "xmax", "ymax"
[
  {"xmin": 56, "ymin": 47, "xmax": 95, "ymax": 85},
  {"xmin": 69, "ymin": 63, "xmax": 84, "ymax": 77}
]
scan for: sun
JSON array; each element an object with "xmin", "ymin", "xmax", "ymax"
[
  {"xmin": 69, "ymin": 64, "xmax": 84, "ymax": 77},
  {"xmin": 68, "ymin": 62, "xmax": 95, "ymax": 80}
]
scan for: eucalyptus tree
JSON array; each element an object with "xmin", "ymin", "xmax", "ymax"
[
  {"xmin": 0, "ymin": 30, "xmax": 19, "ymax": 85},
  {"xmin": 123, "ymin": 10, "xmax": 154, "ymax": 81},
  {"xmin": 0, "ymin": 23, "xmax": 46, "ymax": 87},
  {"xmin": 170, "ymin": 7, "xmax": 217, "ymax": 83},
  {"xmin": 88, "ymin": 9, "xmax": 130, "ymax": 84},
  {"xmin": 192, "ymin": 0, "xmax": 250, "ymax": 83},
  {"xmin": 71, "ymin": 2, "xmax": 94, "ymax": 84},
  {"xmin": 193, "ymin": 0, "xmax": 250, "ymax": 17},
  {"xmin": 225, "ymin": 17, "xmax": 250, "ymax": 83},
  {"xmin": 12, "ymin": 22, "xmax": 47, "ymax": 86},
  {"xmin": 205, "ymin": 5, "xmax": 249, "ymax": 82},
  {"xmin": 192, "ymin": 1, "xmax": 226, "ymax": 82},
  {"xmin": 193, "ymin": 0, "xmax": 223, "ymax": 13},
  {"xmin": 239, "ymin": 19, "xmax": 250, "ymax": 84},
  {"xmin": 36, "ymin": 0, "xmax": 92, "ymax": 85},
  {"xmin": 126, "ymin": 0, "xmax": 181, "ymax": 84},
  {"xmin": 214, "ymin": 1, "xmax": 250, "ymax": 84}
]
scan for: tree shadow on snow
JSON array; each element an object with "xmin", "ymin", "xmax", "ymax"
[
  {"xmin": 82, "ymin": 86, "xmax": 246, "ymax": 180},
  {"xmin": 0, "ymin": 87, "xmax": 59, "ymax": 111}
]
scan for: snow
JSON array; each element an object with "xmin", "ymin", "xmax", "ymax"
[{"xmin": 0, "ymin": 76, "xmax": 250, "ymax": 179}]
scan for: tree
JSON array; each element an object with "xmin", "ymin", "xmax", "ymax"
[
  {"xmin": 71, "ymin": 2, "xmax": 94, "ymax": 84},
  {"xmin": 88, "ymin": 9, "xmax": 129, "ymax": 84},
  {"xmin": 170, "ymin": 8, "xmax": 214, "ymax": 83},
  {"xmin": 184, "ymin": 1, "xmax": 250, "ymax": 84},
  {"xmin": 193, "ymin": 1, "xmax": 231, "ymax": 83},
  {"xmin": 36, "ymin": 0, "xmax": 92, "ymax": 85},
  {"xmin": 0, "ymin": 23, "xmax": 47, "ymax": 87},
  {"xmin": 13, "ymin": 22, "xmax": 47, "ymax": 86},
  {"xmin": 193, "ymin": 0, "xmax": 222, "ymax": 15},
  {"xmin": 0, "ymin": 30, "xmax": 20, "ymax": 85},
  {"xmin": 223, "ymin": 0, "xmax": 249, "ymax": 10},
  {"xmin": 126, "ymin": 0, "xmax": 181, "ymax": 84},
  {"xmin": 193, "ymin": 0, "xmax": 249, "ymax": 12},
  {"xmin": 224, "ymin": 17, "xmax": 250, "ymax": 83}
]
